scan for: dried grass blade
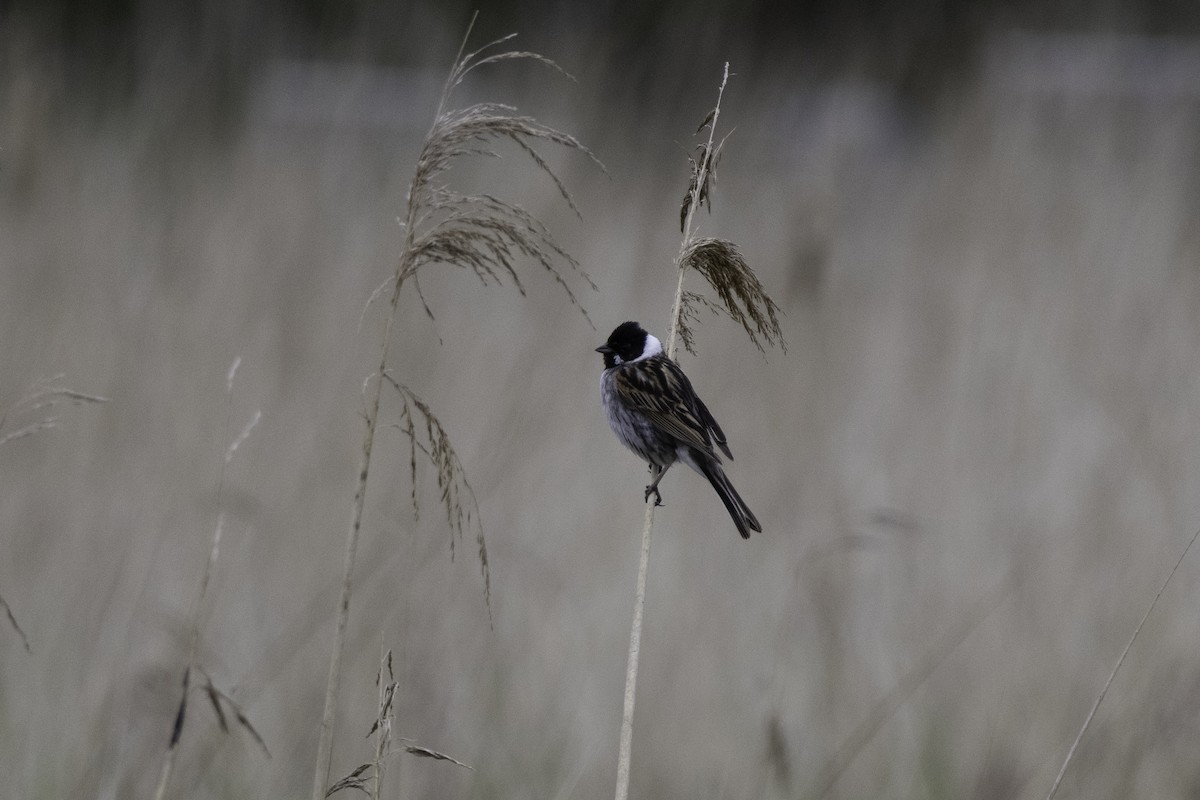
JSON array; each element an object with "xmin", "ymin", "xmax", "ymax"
[
  {"xmin": 404, "ymin": 745, "xmax": 474, "ymax": 770},
  {"xmin": 456, "ymin": 49, "xmax": 575, "ymax": 88},
  {"xmin": 204, "ymin": 679, "xmax": 229, "ymax": 733},
  {"xmin": 0, "ymin": 419, "xmax": 58, "ymax": 447},
  {"xmin": 235, "ymin": 708, "xmax": 272, "ymax": 759},
  {"xmin": 0, "ymin": 594, "xmax": 31, "ymax": 653},
  {"xmin": 456, "ymin": 33, "xmax": 520, "ymax": 76},
  {"xmin": 326, "ymin": 764, "xmax": 372, "ymax": 798},
  {"xmin": 169, "ymin": 666, "xmax": 191, "ymax": 748}
]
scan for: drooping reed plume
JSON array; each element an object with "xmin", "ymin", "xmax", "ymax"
[
  {"xmin": 612, "ymin": 63, "xmax": 784, "ymax": 800},
  {"xmin": 311, "ymin": 15, "xmax": 599, "ymax": 799}
]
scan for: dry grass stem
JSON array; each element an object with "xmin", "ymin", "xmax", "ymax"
[
  {"xmin": 1044, "ymin": 524, "xmax": 1200, "ymax": 800},
  {"xmin": 312, "ymin": 14, "xmax": 597, "ymax": 798},
  {"xmin": 615, "ymin": 64, "xmax": 733, "ymax": 800},
  {"xmin": 225, "ymin": 410, "xmax": 261, "ymax": 463},
  {"xmin": 815, "ymin": 577, "xmax": 1017, "ymax": 798},
  {"xmin": 614, "ymin": 499, "xmax": 657, "ymax": 800},
  {"xmin": 152, "ymin": 359, "xmax": 266, "ymax": 800},
  {"xmin": 617, "ymin": 60, "xmax": 784, "ymax": 800}
]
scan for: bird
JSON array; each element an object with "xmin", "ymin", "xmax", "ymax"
[{"xmin": 596, "ymin": 320, "xmax": 762, "ymax": 539}]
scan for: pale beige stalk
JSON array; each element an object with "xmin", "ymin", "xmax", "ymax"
[{"xmin": 613, "ymin": 61, "xmax": 730, "ymax": 800}]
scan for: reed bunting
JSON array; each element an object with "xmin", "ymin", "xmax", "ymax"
[{"xmin": 596, "ymin": 321, "xmax": 762, "ymax": 539}]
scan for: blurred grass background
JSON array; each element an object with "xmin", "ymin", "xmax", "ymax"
[{"xmin": 4, "ymin": 1, "xmax": 1200, "ymax": 797}]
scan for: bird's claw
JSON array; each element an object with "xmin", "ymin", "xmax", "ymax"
[{"xmin": 644, "ymin": 485, "xmax": 664, "ymax": 507}]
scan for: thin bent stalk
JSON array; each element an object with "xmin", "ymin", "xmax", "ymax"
[
  {"xmin": 311, "ymin": 277, "xmax": 406, "ymax": 800},
  {"xmin": 1044, "ymin": 523, "xmax": 1200, "ymax": 800},
  {"xmin": 613, "ymin": 62, "xmax": 730, "ymax": 800},
  {"xmin": 814, "ymin": 575, "xmax": 1018, "ymax": 798}
]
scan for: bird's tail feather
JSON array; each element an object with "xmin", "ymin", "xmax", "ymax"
[{"xmin": 699, "ymin": 459, "xmax": 762, "ymax": 540}]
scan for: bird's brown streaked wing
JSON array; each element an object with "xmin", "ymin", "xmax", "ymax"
[
  {"xmin": 692, "ymin": 393, "xmax": 733, "ymax": 460},
  {"xmin": 614, "ymin": 358, "xmax": 720, "ymax": 460},
  {"xmin": 657, "ymin": 358, "xmax": 734, "ymax": 459}
]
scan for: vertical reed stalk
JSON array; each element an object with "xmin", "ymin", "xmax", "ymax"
[
  {"xmin": 311, "ymin": 265, "xmax": 409, "ymax": 800},
  {"xmin": 613, "ymin": 62, "xmax": 731, "ymax": 800}
]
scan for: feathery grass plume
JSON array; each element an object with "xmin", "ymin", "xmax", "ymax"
[
  {"xmin": 665, "ymin": 69, "xmax": 785, "ymax": 362},
  {"xmin": 312, "ymin": 15, "xmax": 598, "ymax": 800},
  {"xmin": 384, "ymin": 375, "xmax": 490, "ymax": 616},
  {"xmin": 676, "ymin": 238, "xmax": 785, "ymax": 356},
  {"xmin": 384, "ymin": 377, "xmax": 479, "ymax": 560},
  {"xmin": 397, "ymin": 24, "xmax": 603, "ymax": 324},
  {"xmin": 153, "ymin": 358, "xmax": 267, "ymax": 800},
  {"xmin": 1044, "ymin": 524, "xmax": 1200, "ymax": 800},
  {"xmin": 614, "ymin": 62, "xmax": 784, "ymax": 800}
]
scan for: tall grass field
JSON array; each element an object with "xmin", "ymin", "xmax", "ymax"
[{"xmin": 3, "ymin": 8, "xmax": 1200, "ymax": 799}]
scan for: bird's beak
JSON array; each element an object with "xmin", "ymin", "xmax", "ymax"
[{"xmin": 595, "ymin": 345, "xmax": 613, "ymax": 354}]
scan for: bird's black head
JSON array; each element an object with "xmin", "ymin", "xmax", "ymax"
[{"xmin": 596, "ymin": 321, "xmax": 660, "ymax": 368}]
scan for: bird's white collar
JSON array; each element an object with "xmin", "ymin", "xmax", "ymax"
[{"xmin": 632, "ymin": 334, "xmax": 663, "ymax": 362}]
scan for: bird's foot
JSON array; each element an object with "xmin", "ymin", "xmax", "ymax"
[{"xmin": 644, "ymin": 485, "xmax": 664, "ymax": 507}]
